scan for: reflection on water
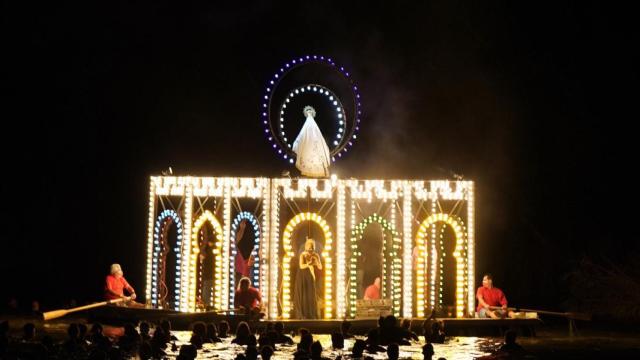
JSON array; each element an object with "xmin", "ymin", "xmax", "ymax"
[
  {"xmin": 163, "ymin": 332, "xmax": 495, "ymax": 360},
  {"xmin": 33, "ymin": 320, "xmax": 640, "ymax": 359}
]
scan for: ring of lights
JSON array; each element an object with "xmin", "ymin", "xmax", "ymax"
[
  {"xmin": 281, "ymin": 212, "xmax": 334, "ymax": 319},
  {"xmin": 262, "ymin": 55, "xmax": 362, "ymax": 164},
  {"xmin": 277, "ymin": 84, "xmax": 348, "ymax": 161},
  {"xmin": 349, "ymin": 214, "xmax": 402, "ymax": 317},
  {"xmin": 415, "ymin": 213, "xmax": 469, "ymax": 318},
  {"xmin": 230, "ymin": 212, "xmax": 261, "ymax": 309},
  {"xmin": 151, "ymin": 210, "xmax": 184, "ymax": 310},
  {"xmin": 188, "ymin": 211, "xmax": 224, "ymax": 312}
]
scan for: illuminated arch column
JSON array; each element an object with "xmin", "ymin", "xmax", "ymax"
[
  {"xmin": 180, "ymin": 185, "xmax": 194, "ymax": 312},
  {"xmin": 349, "ymin": 214, "xmax": 401, "ymax": 317},
  {"xmin": 416, "ymin": 213, "xmax": 468, "ymax": 318},
  {"xmin": 222, "ymin": 182, "xmax": 232, "ymax": 311},
  {"xmin": 402, "ymin": 182, "xmax": 413, "ymax": 317},
  {"xmin": 230, "ymin": 212, "xmax": 262, "ymax": 308},
  {"xmin": 281, "ymin": 212, "xmax": 334, "ymax": 319},
  {"xmin": 150, "ymin": 210, "xmax": 184, "ymax": 309},
  {"xmin": 260, "ymin": 182, "xmax": 271, "ymax": 317},
  {"xmin": 145, "ymin": 179, "xmax": 157, "ymax": 303},
  {"xmin": 415, "ymin": 221, "xmax": 429, "ymax": 318},
  {"xmin": 268, "ymin": 184, "xmax": 280, "ymax": 319},
  {"xmin": 188, "ymin": 210, "xmax": 224, "ymax": 312},
  {"xmin": 335, "ymin": 181, "xmax": 347, "ymax": 318},
  {"xmin": 466, "ymin": 182, "xmax": 475, "ymax": 316}
]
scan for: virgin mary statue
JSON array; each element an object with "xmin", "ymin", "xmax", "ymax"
[{"xmin": 292, "ymin": 106, "xmax": 331, "ymax": 177}]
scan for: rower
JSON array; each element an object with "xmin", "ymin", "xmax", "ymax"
[
  {"xmin": 476, "ymin": 274, "xmax": 515, "ymax": 318},
  {"xmin": 104, "ymin": 264, "xmax": 144, "ymax": 307}
]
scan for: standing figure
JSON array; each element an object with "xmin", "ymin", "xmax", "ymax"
[
  {"xmin": 292, "ymin": 106, "xmax": 331, "ymax": 177},
  {"xmin": 293, "ymin": 238, "xmax": 323, "ymax": 319}
]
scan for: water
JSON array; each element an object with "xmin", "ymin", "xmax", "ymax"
[
  {"xmin": 162, "ymin": 332, "xmax": 495, "ymax": 359},
  {"xmin": 20, "ymin": 320, "xmax": 640, "ymax": 359}
]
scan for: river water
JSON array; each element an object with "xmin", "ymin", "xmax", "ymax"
[{"xmin": 8, "ymin": 319, "xmax": 639, "ymax": 359}]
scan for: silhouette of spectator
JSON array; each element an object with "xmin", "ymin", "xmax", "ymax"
[
  {"xmin": 218, "ymin": 320, "xmax": 230, "ymax": 337},
  {"xmin": 340, "ymin": 320, "xmax": 354, "ymax": 339},
  {"xmin": 387, "ymin": 343, "xmax": 400, "ymax": 360},
  {"xmin": 294, "ymin": 332, "xmax": 313, "ymax": 359},
  {"xmin": 331, "ymin": 332, "xmax": 344, "ymax": 349},
  {"xmin": 351, "ymin": 339, "xmax": 367, "ymax": 358},
  {"xmin": 365, "ymin": 329, "xmax": 385, "ymax": 353},
  {"xmin": 138, "ymin": 341, "xmax": 152, "ymax": 360},
  {"xmin": 22, "ymin": 323, "xmax": 36, "ymax": 341},
  {"xmin": 118, "ymin": 323, "xmax": 141, "ymax": 353},
  {"xmin": 63, "ymin": 323, "xmax": 86, "ymax": 357},
  {"xmin": 246, "ymin": 344, "xmax": 259, "ymax": 360},
  {"xmin": 160, "ymin": 319, "xmax": 178, "ymax": 342},
  {"xmin": 379, "ymin": 316, "xmax": 410, "ymax": 345},
  {"xmin": 311, "ymin": 340, "xmax": 329, "ymax": 360},
  {"xmin": 177, "ymin": 343, "xmax": 197, "ymax": 360},
  {"xmin": 422, "ymin": 343, "xmax": 435, "ymax": 360},
  {"xmin": 189, "ymin": 321, "xmax": 206, "ymax": 349},
  {"xmin": 425, "ymin": 321, "xmax": 445, "ymax": 344},
  {"xmin": 401, "ymin": 318, "xmax": 419, "ymax": 341},
  {"xmin": 150, "ymin": 327, "xmax": 167, "ymax": 357},
  {"xmin": 90, "ymin": 323, "xmax": 111, "ymax": 349},
  {"xmin": 232, "ymin": 321, "xmax": 252, "ymax": 345},
  {"xmin": 206, "ymin": 322, "xmax": 222, "ymax": 342},
  {"xmin": 78, "ymin": 323, "xmax": 88, "ymax": 343},
  {"xmin": 274, "ymin": 321, "xmax": 294, "ymax": 344},
  {"xmin": 260, "ymin": 344, "xmax": 274, "ymax": 360},
  {"xmin": 139, "ymin": 322, "xmax": 151, "ymax": 341}
]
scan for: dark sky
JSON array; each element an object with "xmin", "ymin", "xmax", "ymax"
[{"xmin": 2, "ymin": 1, "xmax": 636, "ymax": 310}]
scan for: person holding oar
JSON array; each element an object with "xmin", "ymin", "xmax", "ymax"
[
  {"xmin": 105, "ymin": 264, "xmax": 144, "ymax": 308},
  {"xmin": 476, "ymin": 274, "xmax": 515, "ymax": 319}
]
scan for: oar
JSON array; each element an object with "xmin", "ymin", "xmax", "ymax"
[
  {"xmin": 489, "ymin": 306, "xmax": 591, "ymax": 321},
  {"xmin": 42, "ymin": 297, "xmax": 127, "ymax": 321},
  {"xmin": 517, "ymin": 308, "xmax": 591, "ymax": 321}
]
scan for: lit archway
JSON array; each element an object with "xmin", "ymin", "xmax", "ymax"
[
  {"xmin": 151, "ymin": 210, "xmax": 184, "ymax": 310},
  {"xmin": 230, "ymin": 212, "xmax": 261, "ymax": 308},
  {"xmin": 281, "ymin": 212, "xmax": 334, "ymax": 319},
  {"xmin": 188, "ymin": 210, "xmax": 224, "ymax": 312},
  {"xmin": 349, "ymin": 213, "xmax": 402, "ymax": 317},
  {"xmin": 415, "ymin": 213, "xmax": 468, "ymax": 317}
]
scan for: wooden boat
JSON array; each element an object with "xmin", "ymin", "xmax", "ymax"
[{"xmin": 82, "ymin": 306, "xmax": 259, "ymax": 330}]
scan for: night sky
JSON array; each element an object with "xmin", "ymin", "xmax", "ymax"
[{"xmin": 2, "ymin": 1, "xmax": 635, "ymax": 311}]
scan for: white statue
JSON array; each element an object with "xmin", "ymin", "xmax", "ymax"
[{"xmin": 292, "ymin": 106, "xmax": 331, "ymax": 177}]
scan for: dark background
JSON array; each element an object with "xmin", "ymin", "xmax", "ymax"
[{"xmin": 2, "ymin": 1, "xmax": 636, "ymax": 311}]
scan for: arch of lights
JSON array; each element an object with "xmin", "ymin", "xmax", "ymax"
[
  {"xmin": 230, "ymin": 211, "xmax": 262, "ymax": 308},
  {"xmin": 147, "ymin": 209, "xmax": 184, "ymax": 309},
  {"xmin": 188, "ymin": 210, "xmax": 224, "ymax": 312},
  {"xmin": 349, "ymin": 213, "xmax": 402, "ymax": 318},
  {"xmin": 281, "ymin": 212, "xmax": 334, "ymax": 319}
]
